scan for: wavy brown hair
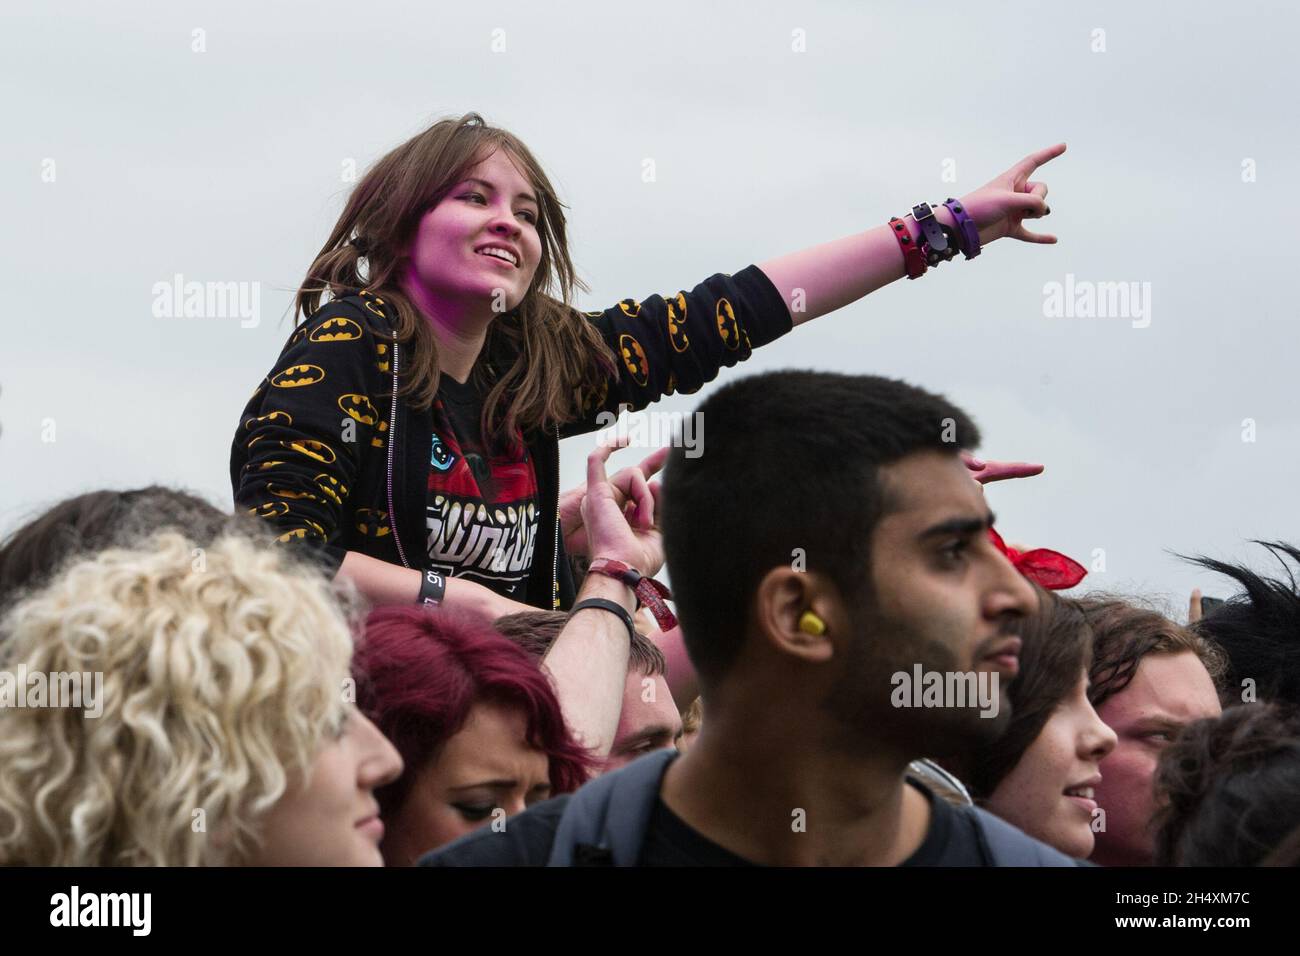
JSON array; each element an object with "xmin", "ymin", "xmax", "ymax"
[
  {"xmin": 294, "ymin": 112, "xmax": 617, "ymax": 445},
  {"xmin": 1077, "ymin": 597, "xmax": 1227, "ymax": 709}
]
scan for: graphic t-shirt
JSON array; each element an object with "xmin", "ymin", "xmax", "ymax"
[{"xmin": 425, "ymin": 373, "xmax": 539, "ymax": 601}]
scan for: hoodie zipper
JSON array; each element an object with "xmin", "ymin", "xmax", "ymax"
[
  {"xmin": 386, "ymin": 331, "xmax": 411, "ymax": 570},
  {"xmin": 552, "ymin": 423, "xmax": 561, "ymax": 609},
  {"xmin": 385, "ymin": 328, "xmax": 555, "ymax": 598}
]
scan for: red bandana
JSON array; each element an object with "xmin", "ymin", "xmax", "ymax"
[{"xmin": 988, "ymin": 527, "xmax": 1086, "ymax": 590}]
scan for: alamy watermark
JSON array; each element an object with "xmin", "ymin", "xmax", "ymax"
[
  {"xmin": 152, "ymin": 273, "xmax": 261, "ymax": 328},
  {"xmin": 1042, "ymin": 273, "xmax": 1151, "ymax": 328},
  {"xmin": 595, "ymin": 404, "xmax": 704, "ymax": 458},
  {"xmin": 0, "ymin": 664, "xmax": 103, "ymax": 718},
  {"xmin": 891, "ymin": 665, "xmax": 1001, "ymax": 719}
]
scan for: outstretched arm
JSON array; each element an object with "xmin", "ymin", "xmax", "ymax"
[{"xmin": 758, "ymin": 144, "xmax": 1065, "ymax": 327}]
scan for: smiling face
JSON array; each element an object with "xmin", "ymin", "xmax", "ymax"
[
  {"xmin": 1090, "ymin": 650, "xmax": 1222, "ymax": 866},
  {"xmin": 246, "ymin": 708, "xmax": 403, "ymax": 867},
  {"xmin": 983, "ymin": 668, "xmax": 1117, "ymax": 857},
  {"xmin": 380, "ymin": 700, "xmax": 552, "ymax": 866},
  {"xmin": 402, "ymin": 148, "xmax": 543, "ymax": 321},
  {"xmin": 825, "ymin": 450, "xmax": 1039, "ymax": 755}
]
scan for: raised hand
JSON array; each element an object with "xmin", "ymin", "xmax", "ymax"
[
  {"xmin": 957, "ymin": 142, "xmax": 1065, "ymax": 246},
  {"xmin": 581, "ymin": 439, "xmax": 664, "ymax": 577},
  {"xmin": 558, "ymin": 445, "xmax": 668, "ymax": 558}
]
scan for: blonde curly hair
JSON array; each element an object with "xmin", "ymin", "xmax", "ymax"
[{"xmin": 0, "ymin": 530, "xmax": 358, "ymax": 865}]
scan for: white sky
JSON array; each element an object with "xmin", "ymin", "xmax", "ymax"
[{"xmin": 2, "ymin": 0, "xmax": 1297, "ymax": 612}]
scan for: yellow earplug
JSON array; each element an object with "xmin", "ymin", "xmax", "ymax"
[{"xmin": 798, "ymin": 611, "xmax": 826, "ymax": 636}]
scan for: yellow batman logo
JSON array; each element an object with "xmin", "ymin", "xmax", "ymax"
[
  {"xmin": 310, "ymin": 317, "xmax": 363, "ymax": 343},
  {"xmin": 376, "ymin": 341, "xmax": 390, "ymax": 374},
  {"xmin": 356, "ymin": 508, "xmax": 391, "ymax": 537},
  {"xmin": 363, "ymin": 295, "xmax": 388, "ymax": 320},
  {"xmin": 617, "ymin": 298, "xmax": 642, "ymax": 319},
  {"xmin": 338, "ymin": 393, "xmax": 379, "ymax": 426},
  {"xmin": 584, "ymin": 310, "xmax": 604, "ymax": 318},
  {"xmin": 256, "ymin": 459, "xmax": 286, "ymax": 471},
  {"xmin": 271, "ymin": 364, "xmax": 325, "ymax": 388},
  {"xmin": 281, "ymin": 439, "xmax": 336, "ymax": 464},
  {"xmin": 315, "ymin": 473, "xmax": 347, "ymax": 505},
  {"xmin": 619, "ymin": 334, "xmax": 649, "ymax": 387},
  {"xmin": 268, "ymin": 483, "xmax": 320, "ymax": 501},
  {"xmin": 716, "ymin": 298, "xmax": 739, "ymax": 350},
  {"xmin": 244, "ymin": 410, "xmax": 292, "ymax": 430},
  {"xmin": 288, "ymin": 325, "xmax": 308, "ymax": 347},
  {"xmin": 370, "ymin": 419, "xmax": 389, "ymax": 448},
  {"xmin": 249, "ymin": 501, "xmax": 289, "ymax": 519},
  {"xmin": 665, "ymin": 292, "xmax": 689, "ymax": 352}
]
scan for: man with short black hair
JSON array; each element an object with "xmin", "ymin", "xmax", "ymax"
[{"xmin": 424, "ymin": 370, "xmax": 1079, "ymax": 866}]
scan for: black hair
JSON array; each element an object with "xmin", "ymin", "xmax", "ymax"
[
  {"xmin": 1181, "ymin": 541, "xmax": 1300, "ymax": 707},
  {"xmin": 660, "ymin": 369, "xmax": 980, "ymax": 687}
]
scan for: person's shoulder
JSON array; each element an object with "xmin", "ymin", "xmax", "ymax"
[
  {"xmin": 281, "ymin": 290, "xmax": 394, "ymax": 348},
  {"xmin": 418, "ymin": 793, "xmax": 573, "ymax": 867},
  {"xmin": 963, "ymin": 804, "xmax": 1091, "ymax": 867}
]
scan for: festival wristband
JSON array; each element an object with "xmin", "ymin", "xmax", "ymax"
[
  {"xmin": 942, "ymin": 197, "xmax": 981, "ymax": 259},
  {"xmin": 570, "ymin": 598, "xmax": 637, "ymax": 643},
  {"xmin": 418, "ymin": 569, "xmax": 447, "ymax": 607},
  {"xmin": 889, "ymin": 216, "xmax": 928, "ymax": 280},
  {"xmin": 585, "ymin": 558, "xmax": 678, "ymax": 631}
]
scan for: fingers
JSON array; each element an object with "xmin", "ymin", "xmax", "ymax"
[
  {"xmin": 586, "ymin": 437, "xmax": 628, "ymax": 495},
  {"xmin": 1006, "ymin": 191, "xmax": 1050, "ymax": 218},
  {"xmin": 1189, "ymin": 588, "xmax": 1203, "ymax": 623},
  {"xmin": 1011, "ymin": 224, "xmax": 1059, "ymax": 244},
  {"xmin": 617, "ymin": 467, "xmax": 654, "ymax": 530},
  {"xmin": 647, "ymin": 479, "xmax": 663, "ymax": 527},
  {"xmin": 1013, "ymin": 142, "xmax": 1067, "ymax": 183},
  {"xmin": 1025, "ymin": 181, "xmax": 1049, "ymax": 201},
  {"xmin": 971, "ymin": 460, "xmax": 1046, "ymax": 484},
  {"xmin": 638, "ymin": 445, "xmax": 671, "ymax": 480}
]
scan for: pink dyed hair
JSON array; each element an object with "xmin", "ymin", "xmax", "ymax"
[{"xmin": 353, "ymin": 605, "xmax": 595, "ymax": 819}]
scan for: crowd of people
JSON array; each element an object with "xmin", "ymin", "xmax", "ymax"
[{"xmin": 1, "ymin": 113, "xmax": 1296, "ymax": 867}]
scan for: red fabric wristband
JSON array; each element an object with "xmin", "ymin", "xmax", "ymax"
[{"xmin": 585, "ymin": 559, "xmax": 678, "ymax": 632}]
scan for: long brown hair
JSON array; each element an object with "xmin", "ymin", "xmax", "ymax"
[
  {"xmin": 294, "ymin": 112, "xmax": 617, "ymax": 445},
  {"xmin": 960, "ymin": 587, "xmax": 1094, "ymax": 800}
]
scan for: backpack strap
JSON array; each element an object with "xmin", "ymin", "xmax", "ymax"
[
  {"xmin": 547, "ymin": 749, "xmax": 679, "ymax": 867},
  {"xmin": 965, "ymin": 805, "xmax": 1085, "ymax": 866}
]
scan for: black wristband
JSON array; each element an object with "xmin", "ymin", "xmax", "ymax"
[
  {"xmin": 418, "ymin": 569, "xmax": 447, "ymax": 607},
  {"xmin": 570, "ymin": 598, "xmax": 636, "ymax": 643}
]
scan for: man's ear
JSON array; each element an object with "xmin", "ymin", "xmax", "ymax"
[{"xmin": 752, "ymin": 566, "xmax": 838, "ymax": 665}]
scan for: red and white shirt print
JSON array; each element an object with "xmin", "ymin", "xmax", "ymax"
[{"xmin": 425, "ymin": 375, "xmax": 539, "ymax": 600}]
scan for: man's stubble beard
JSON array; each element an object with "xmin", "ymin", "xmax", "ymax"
[{"xmin": 821, "ymin": 597, "xmax": 1013, "ymax": 762}]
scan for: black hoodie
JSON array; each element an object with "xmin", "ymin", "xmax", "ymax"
[{"xmin": 229, "ymin": 264, "xmax": 792, "ymax": 610}]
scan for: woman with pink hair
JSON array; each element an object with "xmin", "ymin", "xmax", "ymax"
[{"xmin": 355, "ymin": 605, "xmax": 595, "ymax": 866}]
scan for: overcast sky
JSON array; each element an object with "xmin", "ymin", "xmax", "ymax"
[{"xmin": 3, "ymin": 0, "xmax": 1297, "ymax": 614}]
